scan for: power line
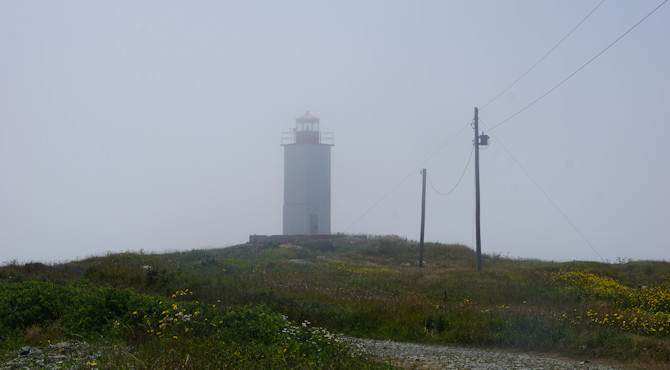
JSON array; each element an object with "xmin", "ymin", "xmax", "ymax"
[
  {"xmin": 342, "ymin": 0, "xmax": 668, "ymax": 244},
  {"xmin": 427, "ymin": 145, "xmax": 474, "ymax": 196},
  {"xmin": 480, "ymin": 0, "xmax": 607, "ymax": 110},
  {"xmin": 343, "ymin": 121, "xmax": 471, "ymax": 233},
  {"xmin": 480, "ymin": 119, "xmax": 605, "ymax": 261},
  {"xmin": 488, "ymin": 0, "xmax": 668, "ymax": 132}
]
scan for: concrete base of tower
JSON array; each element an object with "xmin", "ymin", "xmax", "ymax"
[{"xmin": 248, "ymin": 234, "xmax": 345, "ymax": 244}]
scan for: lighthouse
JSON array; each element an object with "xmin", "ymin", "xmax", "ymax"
[{"xmin": 281, "ymin": 111, "xmax": 334, "ymax": 235}]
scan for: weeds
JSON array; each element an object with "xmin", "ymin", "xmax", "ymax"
[
  {"xmin": 0, "ymin": 281, "xmax": 379, "ymax": 368},
  {"xmin": 1, "ymin": 236, "xmax": 669, "ymax": 367}
]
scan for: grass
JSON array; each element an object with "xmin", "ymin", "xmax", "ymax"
[
  {"xmin": 0, "ymin": 281, "xmax": 379, "ymax": 369},
  {"xmin": 1, "ymin": 235, "xmax": 669, "ymax": 368}
]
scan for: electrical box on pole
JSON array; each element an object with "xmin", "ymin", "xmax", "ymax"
[{"xmin": 479, "ymin": 133, "xmax": 489, "ymax": 146}]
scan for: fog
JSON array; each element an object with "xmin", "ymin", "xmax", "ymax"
[{"xmin": 1, "ymin": 1, "xmax": 669, "ymax": 263}]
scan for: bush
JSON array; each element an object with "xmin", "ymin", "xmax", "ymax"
[{"xmin": 0, "ymin": 281, "xmax": 68, "ymax": 329}]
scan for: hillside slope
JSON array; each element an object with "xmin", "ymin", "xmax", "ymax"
[{"xmin": 2, "ymin": 236, "xmax": 669, "ymax": 368}]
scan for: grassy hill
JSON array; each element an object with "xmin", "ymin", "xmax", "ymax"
[{"xmin": 1, "ymin": 235, "xmax": 669, "ymax": 368}]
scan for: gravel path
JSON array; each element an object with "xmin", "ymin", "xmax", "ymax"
[
  {"xmin": 344, "ymin": 337, "xmax": 619, "ymax": 369},
  {"xmin": 3, "ymin": 338, "xmax": 621, "ymax": 369}
]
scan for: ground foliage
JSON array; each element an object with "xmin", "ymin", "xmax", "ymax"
[
  {"xmin": 1, "ymin": 235, "xmax": 669, "ymax": 368},
  {"xmin": 0, "ymin": 280, "xmax": 379, "ymax": 368}
]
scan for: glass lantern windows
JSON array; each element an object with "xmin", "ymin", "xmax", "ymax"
[{"xmin": 297, "ymin": 122, "xmax": 319, "ymax": 132}]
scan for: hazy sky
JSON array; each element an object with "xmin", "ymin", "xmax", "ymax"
[{"xmin": 2, "ymin": 1, "xmax": 669, "ymax": 263}]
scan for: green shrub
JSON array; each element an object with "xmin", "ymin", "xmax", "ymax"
[{"xmin": 0, "ymin": 281, "xmax": 68, "ymax": 329}]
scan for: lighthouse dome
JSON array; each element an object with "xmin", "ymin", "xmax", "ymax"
[{"xmin": 296, "ymin": 111, "xmax": 319, "ymax": 122}]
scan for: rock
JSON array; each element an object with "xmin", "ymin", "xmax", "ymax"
[
  {"xmin": 49, "ymin": 342, "xmax": 69, "ymax": 349},
  {"xmin": 19, "ymin": 346, "xmax": 32, "ymax": 357},
  {"xmin": 3, "ymin": 340, "xmax": 101, "ymax": 370}
]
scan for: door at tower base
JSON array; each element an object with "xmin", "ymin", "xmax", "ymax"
[{"xmin": 283, "ymin": 143, "xmax": 331, "ymax": 235}]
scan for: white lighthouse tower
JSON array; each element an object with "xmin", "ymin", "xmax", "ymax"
[{"xmin": 281, "ymin": 111, "xmax": 334, "ymax": 235}]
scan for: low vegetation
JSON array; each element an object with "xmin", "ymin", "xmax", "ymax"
[
  {"xmin": 0, "ymin": 281, "xmax": 374, "ymax": 368},
  {"xmin": 1, "ymin": 235, "xmax": 669, "ymax": 368}
]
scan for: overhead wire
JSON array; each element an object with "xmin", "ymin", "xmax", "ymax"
[
  {"xmin": 475, "ymin": 1, "xmax": 667, "ymax": 260},
  {"xmin": 488, "ymin": 0, "xmax": 668, "ymax": 132},
  {"xmin": 479, "ymin": 119, "xmax": 605, "ymax": 261},
  {"xmin": 343, "ymin": 120, "xmax": 472, "ymax": 233},
  {"xmin": 427, "ymin": 144, "xmax": 474, "ymax": 196},
  {"xmin": 342, "ymin": 0, "xmax": 668, "ymax": 249},
  {"xmin": 480, "ymin": 0, "xmax": 607, "ymax": 110}
]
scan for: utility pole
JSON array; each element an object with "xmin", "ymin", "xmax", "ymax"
[
  {"xmin": 474, "ymin": 107, "xmax": 482, "ymax": 271},
  {"xmin": 419, "ymin": 168, "xmax": 426, "ymax": 267}
]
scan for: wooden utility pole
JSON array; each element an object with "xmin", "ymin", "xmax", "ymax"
[
  {"xmin": 419, "ymin": 168, "xmax": 426, "ymax": 267},
  {"xmin": 474, "ymin": 108, "xmax": 482, "ymax": 271}
]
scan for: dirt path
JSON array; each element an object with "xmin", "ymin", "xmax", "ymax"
[{"xmin": 344, "ymin": 337, "xmax": 620, "ymax": 369}]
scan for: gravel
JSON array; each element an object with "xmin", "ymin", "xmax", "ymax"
[
  {"xmin": 344, "ymin": 337, "xmax": 620, "ymax": 369},
  {"xmin": 3, "ymin": 338, "xmax": 620, "ymax": 369},
  {"xmin": 2, "ymin": 341, "xmax": 102, "ymax": 369}
]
